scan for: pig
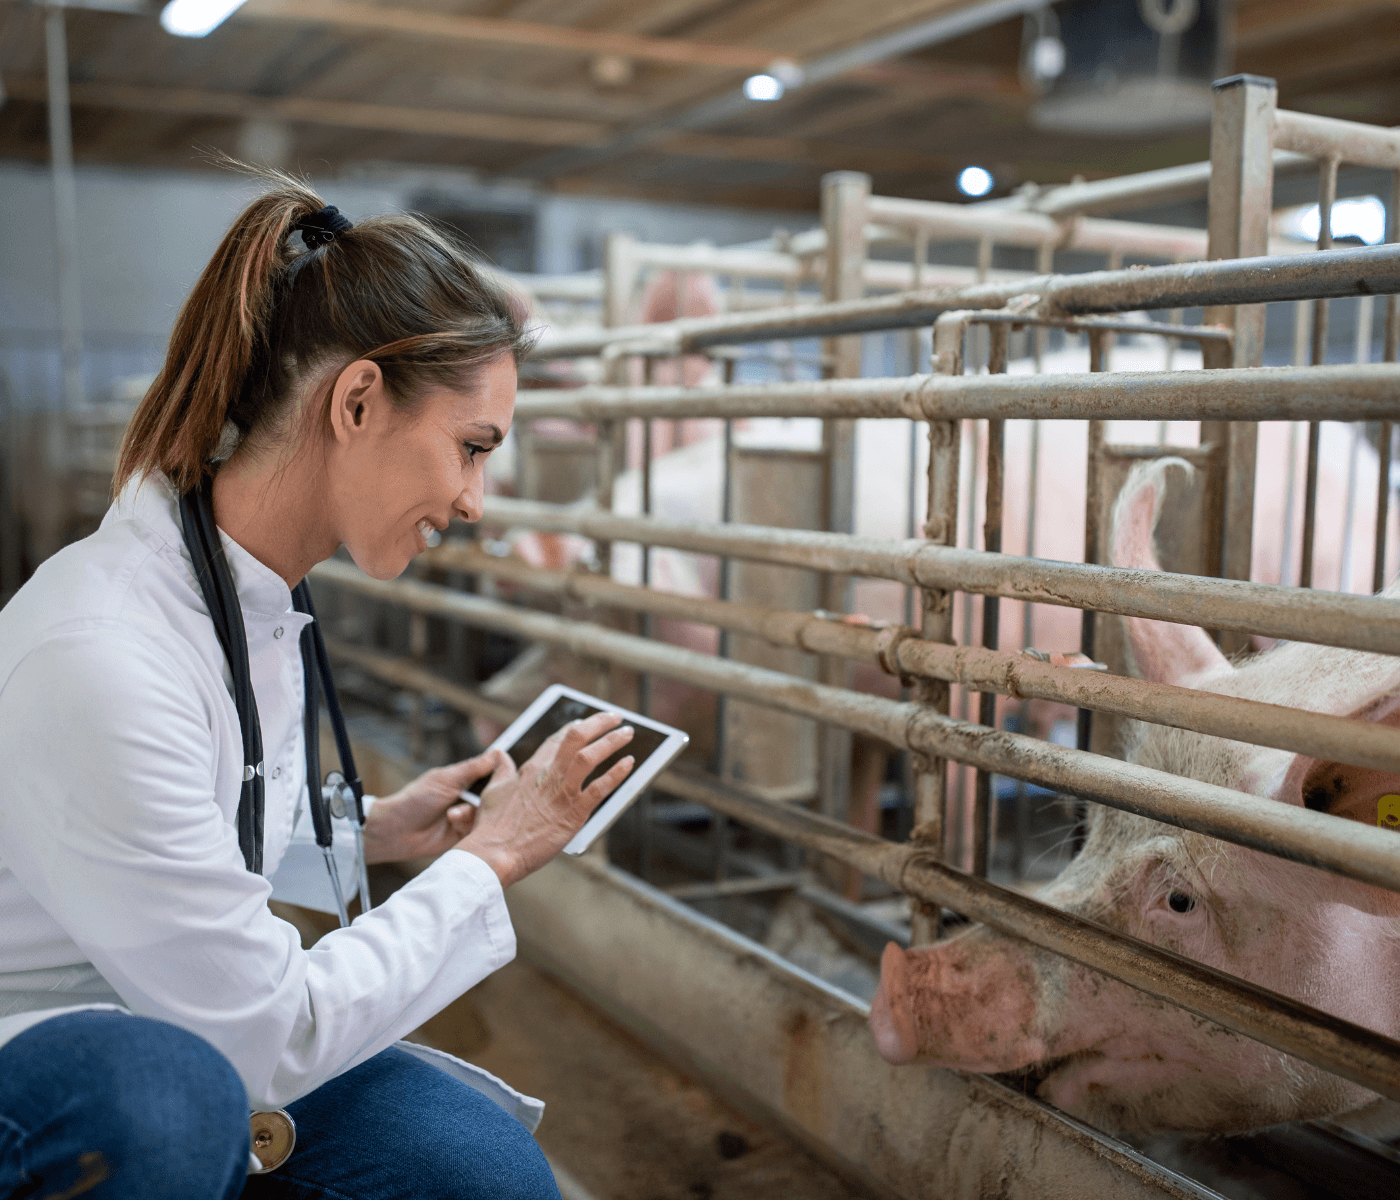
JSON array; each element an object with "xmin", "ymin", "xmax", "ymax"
[{"xmin": 869, "ymin": 454, "xmax": 1400, "ymax": 1136}]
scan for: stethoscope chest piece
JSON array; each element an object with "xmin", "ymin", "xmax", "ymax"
[{"xmin": 249, "ymin": 1109, "xmax": 297, "ymax": 1173}]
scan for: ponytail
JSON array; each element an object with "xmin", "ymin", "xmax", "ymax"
[{"xmin": 115, "ymin": 164, "xmax": 531, "ymax": 496}]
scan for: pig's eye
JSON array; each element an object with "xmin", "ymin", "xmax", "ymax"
[{"xmin": 1168, "ymin": 890, "xmax": 1197, "ymax": 914}]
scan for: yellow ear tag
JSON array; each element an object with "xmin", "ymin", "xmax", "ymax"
[{"xmin": 1379, "ymin": 795, "xmax": 1400, "ymax": 829}]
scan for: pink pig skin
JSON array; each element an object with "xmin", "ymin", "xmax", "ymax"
[{"xmin": 870, "ymin": 457, "xmax": 1400, "ymax": 1136}]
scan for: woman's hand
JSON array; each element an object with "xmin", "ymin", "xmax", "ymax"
[
  {"xmin": 362, "ymin": 750, "xmax": 508, "ymax": 865},
  {"xmin": 457, "ymin": 712, "xmax": 636, "ymax": 889}
]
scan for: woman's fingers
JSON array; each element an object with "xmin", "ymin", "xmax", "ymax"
[
  {"xmin": 580, "ymin": 756, "xmax": 635, "ymax": 809},
  {"xmin": 442, "ymin": 748, "xmax": 510, "ymax": 792},
  {"xmin": 567, "ymin": 724, "xmax": 635, "ymax": 789}
]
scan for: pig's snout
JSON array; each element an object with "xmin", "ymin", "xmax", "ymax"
[{"xmin": 870, "ymin": 936, "xmax": 1049, "ymax": 1073}]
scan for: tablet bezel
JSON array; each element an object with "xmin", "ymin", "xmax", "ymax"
[{"xmin": 484, "ymin": 683, "xmax": 689, "ymax": 856}]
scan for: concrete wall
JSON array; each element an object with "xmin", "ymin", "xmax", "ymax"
[{"xmin": 0, "ymin": 158, "xmax": 810, "ymax": 409}]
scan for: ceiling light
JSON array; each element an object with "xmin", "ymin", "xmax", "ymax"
[
  {"xmin": 743, "ymin": 74, "xmax": 784, "ymax": 102},
  {"xmin": 160, "ymin": 0, "xmax": 248, "ymax": 38},
  {"xmin": 1285, "ymin": 196, "xmax": 1388, "ymax": 246},
  {"xmin": 957, "ymin": 166, "xmax": 994, "ymax": 197}
]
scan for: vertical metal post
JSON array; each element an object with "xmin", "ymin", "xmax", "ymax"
[
  {"xmin": 1202, "ymin": 74, "xmax": 1273, "ymax": 632},
  {"xmin": 908, "ymin": 311, "xmax": 969, "ymax": 942},
  {"xmin": 1079, "ymin": 332, "xmax": 1107, "ymax": 758},
  {"xmin": 971, "ymin": 322, "xmax": 1007, "ymax": 879},
  {"xmin": 1299, "ymin": 157, "xmax": 1339, "ymax": 591},
  {"xmin": 409, "ymin": 611, "xmax": 427, "ymax": 762},
  {"xmin": 45, "ymin": 3, "xmax": 83, "ymax": 413},
  {"xmin": 712, "ymin": 370, "xmax": 736, "ymax": 882},
  {"xmin": 816, "ymin": 171, "xmax": 869, "ymax": 827},
  {"xmin": 1375, "ymin": 171, "xmax": 1400, "ymax": 595},
  {"xmin": 1013, "ymin": 413, "xmax": 1041, "ymax": 881}
]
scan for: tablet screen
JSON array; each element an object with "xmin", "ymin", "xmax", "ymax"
[{"xmin": 469, "ymin": 694, "xmax": 669, "ymax": 814}]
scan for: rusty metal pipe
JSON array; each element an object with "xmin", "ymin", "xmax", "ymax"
[
  {"xmin": 315, "ymin": 638, "xmax": 1400, "ymax": 1108},
  {"xmin": 528, "ymin": 245, "xmax": 1400, "ymax": 357},
  {"xmin": 652, "ymin": 772, "xmax": 1400, "ymax": 1109},
  {"xmin": 310, "ymin": 559, "xmax": 1400, "ymax": 896},
  {"xmin": 509, "ymin": 363, "xmax": 1400, "ymax": 424},
  {"xmin": 1273, "ymin": 110, "xmax": 1400, "ymax": 171},
  {"xmin": 478, "ymin": 497, "xmax": 1400, "ymax": 656}
]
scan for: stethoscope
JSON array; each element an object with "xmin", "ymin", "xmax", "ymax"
[{"xmin": 178, "ymin": 474, "xmax": 370, "ymax": 928}]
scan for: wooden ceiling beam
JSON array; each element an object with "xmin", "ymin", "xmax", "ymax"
[
  {"xmin": 655, "ymin": 130, "xmax": 958, "ymax": 174},
  {"xmin": 4, "ymin": 78, "xmax": 610, "ymax": 146},
  {"xmin": 1235, "ymin": 0, "xmax": 1400, "ymax": 52},
  {"xmin": 4, "ymin": 76, "xmax": 953, "ymax": 176},
  {"xmin": 237, "ymin": 0, "xmax": 780, "ymax": 71}
]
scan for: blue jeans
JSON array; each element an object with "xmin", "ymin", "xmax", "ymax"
[{"xmin": 0, "ymin": 1011, "xmax": 560, "ymax": 1200}]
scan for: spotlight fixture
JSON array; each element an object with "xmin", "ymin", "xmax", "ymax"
[
  {"xmin": 743, "ymin": 74, "xmax": 784, "ymax": 102},
  {"xmin": 160, "ymin": 0, "xmax": 247, "ymax": 38},
  {"xmin": 957, "ymin": 166, "xmax": 994, "ymax": 198}
]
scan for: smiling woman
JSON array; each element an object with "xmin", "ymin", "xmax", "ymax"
[{"xmin": 0, "ymin": 166, "xmax": 638, "ymax": 1199}]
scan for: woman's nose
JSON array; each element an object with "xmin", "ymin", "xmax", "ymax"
[{"xmin": 455, "ymin": 476, "xmax": 484, "ymax": 524}]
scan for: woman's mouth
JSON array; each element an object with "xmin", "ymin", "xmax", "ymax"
[{"xmin": 416, "ymin": 518, "xmax": 442, "ymax": 548}]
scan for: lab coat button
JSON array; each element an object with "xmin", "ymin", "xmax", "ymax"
[
  {"xmin": 271, "ymin": 766, "xmax": 281, "ymax": 779},
  {"xmin": 273, "ymin": 627, "xmax": 285, "ymax": 639}
]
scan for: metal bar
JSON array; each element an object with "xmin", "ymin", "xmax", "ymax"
[
  {"xmin": 422, "ymin": 541, "xmax": 1400, "ymax": 777},
  {"xmin": 1273, "ymin": 108, "xmax": 1400, "ymax": 171},
  {"xmin": 910, "ymin": 404, "xmax": 960, "ymax": 941},
  {"xmin": 1079, "ymin": 341, "xmax": 1106, "ymax": 762},
  {"xmin": 664, "ymin": 871, "xmax": 806, "ymax": 900},
  {"xmin": 310, "ymin": 561, "xmax": 1400, "ymax": 897},
  {"xmin": 528, "ymin": 245, "xmax": 1400, "ymax": 359},
  {"xmin": 479, "ymin": 497, "xmax": 1400, "ymax": 656},
  {"xmin": 508, "ymin": 363, "xmax": 1400, "ymax": 424},
  {"xmin": 866, "ymin": 193, "xmax": 1209, "ymax": 260},
  {"xmin": 1302, "ymin": 160, "xmax": 1335, "ymax": 594},
  {"xmin": 1300, "ymin": 421, "xmax": 1322, "ymax": 590},
  {"xmin": 651, "ymin": 771, "xmax": 1400, "ymax": 1110},
  {"xmin": 44, "ymin": 4, "xmax": 83, "ymax": 413},
  {"xmin": 972, "ymin": 325, "xmax": 1008, "ymax": 878},
  {"xmin": 326, "ymin": 609, "xmax": 1400, "ymax": 1107}
]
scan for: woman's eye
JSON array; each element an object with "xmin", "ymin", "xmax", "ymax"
[{"xmin": 1167, "ymin": 890, "xmax": 1197, "ymax": 914}]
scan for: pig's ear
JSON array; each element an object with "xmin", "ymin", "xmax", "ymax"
[
  {"xmin": 1276, "ymin": 691, "xmax": 1400, "ymax": 828},
  {"xmin": 1109, "ymin": 457, "xmax": 1230, "ymax": 687}
]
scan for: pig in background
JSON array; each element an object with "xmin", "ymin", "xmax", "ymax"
[{"xmin": 871, "ymin": 455, "xmax": 1400, "ymax": 1138}]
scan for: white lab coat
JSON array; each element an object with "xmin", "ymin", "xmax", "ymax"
[{"xmin": 0, "ymin": 473, "xmax": 540, "ymax": 1133}]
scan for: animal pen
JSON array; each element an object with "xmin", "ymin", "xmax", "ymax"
[
  {"xmin": 0, "ymin": 73, "xmax": 1348, "ymax": 1197},
  {"xmin": 300, "ymin": 75, "xmax": 1400, "ymax": 1197}
]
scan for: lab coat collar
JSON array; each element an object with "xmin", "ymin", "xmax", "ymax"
[{"xmin": 112, "ymin": 471, "xmax": 310, "ymax": 627}]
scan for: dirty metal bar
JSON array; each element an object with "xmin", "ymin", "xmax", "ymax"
[
  {"xmin": 999, "ymin": 149, "xmax": 1311, "ymax": 219},
  {"xmin": 321, "ymin": 636, "xmax": 517, "ymax": 727},
  {"xmin": 423, "ymin": 540, "xmax": 1400, "ymax": 777},
  {"xmin": 972, "ymin": 325, "xmax": 1008, "ymax": 878},
  {"xmin": 509, "ymin": 363, "xmax": 1400, "ymax": 424},
  {"xmin": 653, "ymin": 771, "xmax": 1400, "ymax": 1108},
  {"xmin": 910, "ymin": 406, "xmax": 961, "ymax": 941},
  {"xmin": 1299, "ymin": 421, "xmax": 1322, "ymax": 591},
  {"xmin": 865, "ymin": 193, "xmax": 1210, "ymax": 260},
  {"xmin": 527, "ymin": 245, "xmax": 1400, "ymax": 358},
  {"xmin": 310, "ymin": 560, "xmax": 1400, "ymax": 896},
  {"xmin": 967, "ymin": 313, "xmax": 1231, "ymax": 342},
  {"xmin": 1272, "ymin": 109, "xmax": 1400, "ymax": 171},
  {"xmin": 479, "ymin": 498, "xmax": 1400, "ymax": 656}
]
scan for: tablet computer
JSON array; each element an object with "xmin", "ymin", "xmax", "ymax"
[{"xmin": 462, "ymin": 684, "xmax": 689, "ymax": 855}]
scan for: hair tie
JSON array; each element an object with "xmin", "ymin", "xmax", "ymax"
[{"xmin": 293, "ymin": 205, "xmax": 353, "ymax": 250}]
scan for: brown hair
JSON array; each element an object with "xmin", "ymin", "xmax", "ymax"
[{"xmin": 115, "ymin": 165, "xmax": 533, "ymax": 495}]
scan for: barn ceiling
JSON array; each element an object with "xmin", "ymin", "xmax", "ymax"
[{"xmin": 0, "ymin": 0, "xmax": 1397, "ymax": 210}]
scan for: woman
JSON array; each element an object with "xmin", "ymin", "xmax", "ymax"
[{"xmin": 0, "ymin": 174, "xmax": 635, "ymax": 1199}]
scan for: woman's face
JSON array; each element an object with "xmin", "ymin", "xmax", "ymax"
[{"xmin": 332, "ymin": 353, "xmax": 516, "ymax": 580}]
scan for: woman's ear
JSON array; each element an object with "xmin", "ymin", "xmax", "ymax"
[{"xmin": 327, "ymin": 359, "xmax": 385, "ymax": 446}]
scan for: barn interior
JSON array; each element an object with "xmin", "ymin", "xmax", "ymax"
[{"xmin": 5, "ymin": 0, "xmax": 1400, "ymax": 1197}]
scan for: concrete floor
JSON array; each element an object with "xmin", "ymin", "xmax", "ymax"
[
  {"xmin": 274, "ymin": 899, "xmax": 857, "ymax": 1199},
  {"xmin": 416, "ymin": 957, "xmax": 857, "ymax": 1200}
]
